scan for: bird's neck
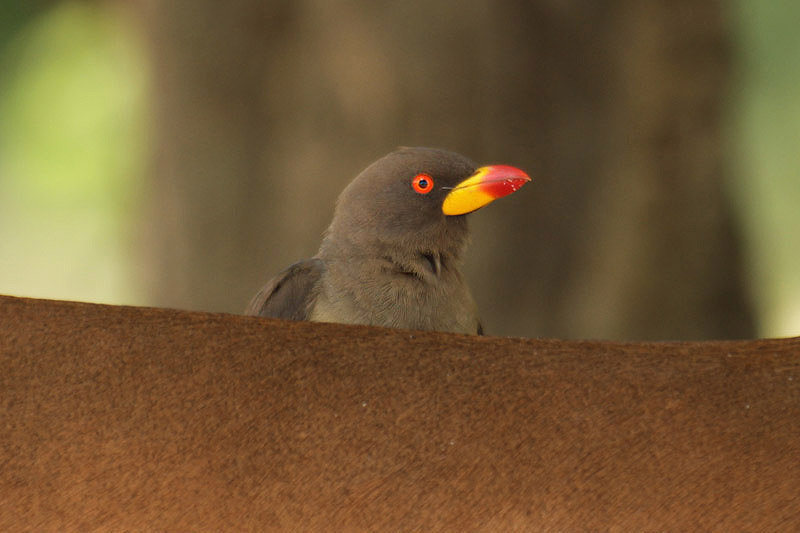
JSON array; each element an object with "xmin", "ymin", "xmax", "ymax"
[{"xmin": 319, "ymin": 234, "xmax": 465, "ymax": 283}]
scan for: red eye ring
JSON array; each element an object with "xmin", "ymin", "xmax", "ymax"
[{"xmin": 412, "ymin": 173, "xmax": 434, "ymax": 194}]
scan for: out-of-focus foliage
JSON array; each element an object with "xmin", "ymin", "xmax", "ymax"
[
  {"xmin": 0, "ymin": 1, "xmax": 147, "ymax": 304},
  {"xmin": 732, "ymin": 0, "xmax": 800, "ymax": 337}
]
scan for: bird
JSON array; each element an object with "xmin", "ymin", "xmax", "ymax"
[{"xmin": 245, "ymin": 147, "xmax": 530, "ymax": 335}]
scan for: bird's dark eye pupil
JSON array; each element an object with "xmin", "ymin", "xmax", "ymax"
[{"xmin": 419, "ymin": 179, "xmax": 428, "ymax": 188}]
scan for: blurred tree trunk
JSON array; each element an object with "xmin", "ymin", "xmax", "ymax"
[{"xmin": 134, "ymin": 0, "xmax": 754, "ymax": 340}]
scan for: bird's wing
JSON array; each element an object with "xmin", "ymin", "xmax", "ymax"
[{"xmin": 245, "ymin": 259, "xmax": 325, "ymax": 321}]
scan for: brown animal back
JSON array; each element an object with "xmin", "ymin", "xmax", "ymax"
[{"xmin": 1, "ymin": 295, "xmax": 799, "ymax": 530}]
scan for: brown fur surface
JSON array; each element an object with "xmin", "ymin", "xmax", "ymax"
[{"xmin": 1, "ymin": 294, "xmax": 798, "ymax": 531}]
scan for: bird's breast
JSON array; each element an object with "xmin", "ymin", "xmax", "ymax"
[{"xmin": 310, "ymin": 259, "xmax": 479, "ymax": 335}]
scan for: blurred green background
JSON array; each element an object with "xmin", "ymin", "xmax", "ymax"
[
  {"xmin": 0, "ymin": 1, "xmax": 798, "ymax": 338},
  {"xmin": 0, "ymin": 2, "xmax": 147, "ymax": 306},
  {"xmin": 731, "ymin": 1, "xmax": 800, "ymax": 337}
]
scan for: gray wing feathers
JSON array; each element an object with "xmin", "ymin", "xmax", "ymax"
[{"xmin": 245, "ymin": 259, "xmax": 325, "ymax": 321}]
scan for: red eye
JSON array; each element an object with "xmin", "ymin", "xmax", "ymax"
[{"xmin": 412, "ymin": 174, "xmax": 434, "ymax": 194}]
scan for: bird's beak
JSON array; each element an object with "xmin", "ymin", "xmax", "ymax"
[{"xmin": 442, "ymin": 165, "xmax": 531, "ymax": 216}]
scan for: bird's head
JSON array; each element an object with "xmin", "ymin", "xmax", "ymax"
[{"xmin": 321, "ymin": 147, "xmax": 530, "ymax": 260}]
